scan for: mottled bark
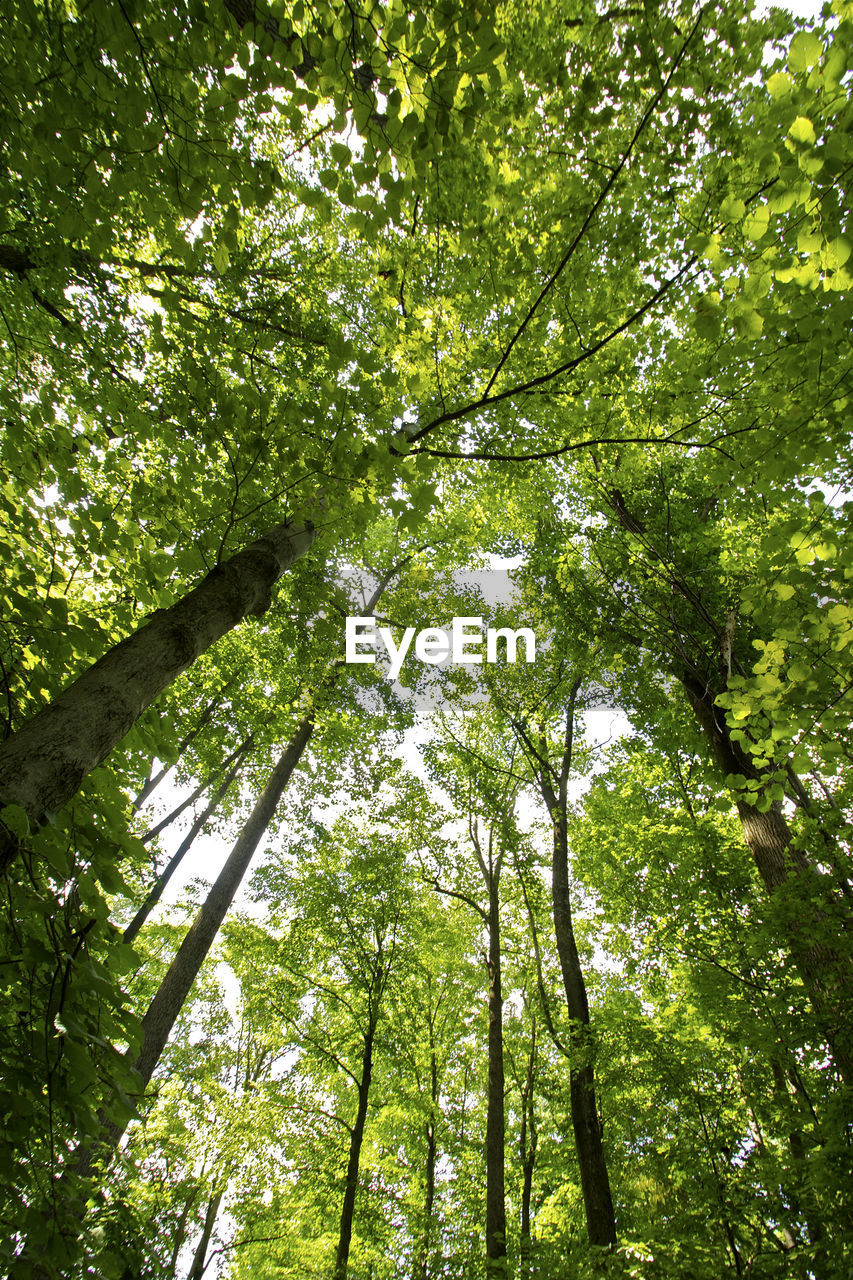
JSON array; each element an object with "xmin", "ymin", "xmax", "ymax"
[
  {"xmin": 0, "ymin": 516, "xmax": 315, "ymax": 866},
  {"xmin": 123, "ymin": 735, "xmax": 253, "ymax": 945},
  {"xmin": 334, "ymin": 1017, "xmax": 377, "ymax": 1280}
]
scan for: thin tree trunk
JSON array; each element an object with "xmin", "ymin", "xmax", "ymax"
[
  {"xmin": 414, "ymin": 1040, "xmax": 438, "ymax": 1280},
  {"xmin": 334, "ymin": 1017, "xmax": 377, "ymax": 1280},
  {"xmin": 519, "ymin": 1017, "xmax": 537, "ymax": 1278},
  {"xmin": 513, "ymin": 689, "xmax": 616, "ymax": 1248},
  {"xmin": 135, "ymin": 715, "xmax": 313, "ymax": 1089},
  {"xmin": 132, "ymin": 686, "xmax": 227, "ymax": 812},
  {"xmin": 167, "ymin": 1185, "xmax": 199, "ymax": 1278},
  {"xmin": 419, "ymin": 1118, "xmax": 437, "ymax": 1280},
  {"xmin": 10, "ymin": 716, "xmax": 314, "ymax": 1280},
  {"xmin": 123, "ymin": 735, "xmax": 253, "ymax": 945},
  {"xmin": 139, "ymin": 735, "xmax": 251, "ymax": 845},
  {"xmin": 0, "ymin": 515, "xmax": 315, "ymax": 866},
  {"xmin": 552, "ymin": 812, "xmax": 617, "ymax": 1247},
  {"xmin": 187, "ymin": 1188, "xmax": 223, "ymax": 1280},
  {"xmin": 485, "ymin": 870, "xmax": 507, "ymax": 1270}
]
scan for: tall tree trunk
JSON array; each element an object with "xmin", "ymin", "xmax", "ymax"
[
  {"xmin": 519, "ymin": 1017, "xmax": 537, "ymax": 1278},
  {"xmin": 334, "ymin": 1016, "xmax": 377, "ymax": 1280},
  {"xmin": 139, "ymin": 734, "xmax": 252, "ymax": 845},
  {"xmin": 682, "ymin": 674, "xmax": 853, "ymax": 1082},
  {"xmin": 135, "ymin": 715, "xmax": 312, "ymax": 1089},
  {"xmin": 187, "ymin": 1188, "xmax": 223, "ymax": 1280},
  {"xmin": 0, "ymin": 516, "xmax": 315, "ymax": 867},
  {"xmin": 9, "ymin": 716, "xmax": 314, "ymax": 1280},
  {"xmin": 414, "ymin": 1041, "xmax": 438, "ymax": 1280},
  {"xmin": 552, "ymin": 812, "xmax": 617, "ymax": 1248},
  {"xmin": 485, "ymin": 872, "xmax": 507, "ymax": 1271},
  {"xmin": 513, "ymin": 689, "xmax": 616, "ymax": 1249},
  {"xmin": 123, "ymin": 735, "xmax": 253, "ymax": 945},
  {"xmin": 132, "ymin": 686, "xmax": 228, "ymax": 812}
]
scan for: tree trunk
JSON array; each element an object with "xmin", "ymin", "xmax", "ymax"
[
  {"xmin": 132, "ymin": 686, "xmax": 227, "ymax": 812},
  {"xmin": 682, "ymin": 674, "xmax": 853, "ymax": 1082},
  {"xmin": 123, "ymin": 735, "xmax": 252, "ymax": 945},
  {"xmin": 334, "ymin": 1017, "xmax": 377, "ymax": 1280},
  {"xmin": 167, "ymin": 1185, "xmax": 199, "ymax": 1278},
  {"xmin": 139, "ymin": 734, "xmax": 251, "ymax": 845},
  {"xmin": 0, "ymin": 516, "xmax": 315, "ymax": 867},
  {"xmin": 485, "ymin": 874, "xmax": 507, "ymax": 1271},
  {"xmin": 414, "ymin": 1042, "xmax": 438, "ymax": 1280},
  {"xmin": 418, "ymin": 1117, "xmax": 437, "ymax": 1280},
  {"xmin": 10, "ymin": 716, "xmax": 314, "ymax": 1280},
  {"xmin": 519, "ymin": 1018, "xmax": 537, "ymax": 1278},
  {"xmin": 187, "ymin": 1188, "xmax": 223, "ymax": 1280},
  {"xmin": 135, "ymin": 715, "xmax": 312, "ymax": 1089},
  {"xmin": 551, "ymin": 814, "xmax": 616, "ymax": 1248}
]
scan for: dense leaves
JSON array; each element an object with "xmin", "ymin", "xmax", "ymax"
[{"xmin": 2, "ymin": 0, "xmax": 853, "ymax": 1276}]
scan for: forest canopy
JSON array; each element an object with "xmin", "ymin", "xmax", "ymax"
[{"xmin": 1, "ymin": 0, "xmax": 852, "ymax": 1276}]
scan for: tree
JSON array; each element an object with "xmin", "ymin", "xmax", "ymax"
[{"xmin": 4, "ymin": 3, "xmax": 853, "ymax": 1278}]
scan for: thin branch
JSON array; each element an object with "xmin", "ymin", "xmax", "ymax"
[{"xmin": 482, "ymin": 5, "xmax": 707, "ymax": 397}]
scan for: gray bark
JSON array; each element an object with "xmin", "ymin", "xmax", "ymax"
[
  {"xmin": 0, "ymin": 516, "xmax": 315, "ymax": 866},
  {"xmin": 10, "ymin": 717, "xmax": 313, "ymax": 1280},
  {"xmin": 135, "ymin": 715, "xmax": 313, "ymax": 1088}
]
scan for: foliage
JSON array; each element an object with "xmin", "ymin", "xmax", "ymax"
[{"xmin": 2, "ymin": 0, "xmax": 853, "ymax": 1276}]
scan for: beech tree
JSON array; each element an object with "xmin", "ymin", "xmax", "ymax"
[{"xmin": 3, "ymin": 1, "xmax": 853, "ymax": 1278}]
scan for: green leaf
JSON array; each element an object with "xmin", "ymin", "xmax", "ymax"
[
  {"xmin": 788, "ymin": 31, "xmax": 823, "ymax": 73},
  {"xmin": 1, "ymin": 804, "xmax": 29, "ymax": 838},
  {"xmin": 788, "ymin": 116, "xmax": 816, "ymax": 146},
  {"xmin": 766, "ymin": 71, "xmax": 794, "ymax": 98}
]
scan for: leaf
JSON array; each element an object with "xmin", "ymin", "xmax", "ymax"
[
  {"xmin": 720, "ymin": 196, "xmax": 746, "ymax": 222},
  {"xmin": 788, "ymin": 31, "xmax": 823, "ymax": 73},
  {"xmin": 788, "ymin": 116, "xmax": 816, "ymax": 146},
  {"xmin": 742, "ymin": 206, "xmax": 770, "ymax": 242},
  {"xmin": 766, "ymin": 71, "xmax": 794, "ymax": 98},
  {"xmin": 212, "ymin": 243, "xmax": 230, "ymax": 274},
  {"xmin": 1, "ymin": 804, "xmax": 29, "ymax": 839}
]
